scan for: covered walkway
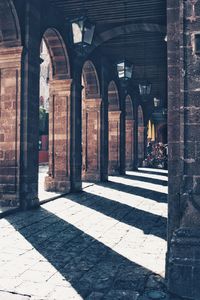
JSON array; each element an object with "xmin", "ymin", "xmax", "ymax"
[{"xmin": 0, "ymin": 169, "xmax": 175, "ymax": 300}]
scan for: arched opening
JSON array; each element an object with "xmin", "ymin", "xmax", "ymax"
[
  {"xmin": 0, "ymin": 0, "xmax": 22, "ymax": 212},
  {"xmin": 38, "ymin": 28, "xmax": 71, "ymax": 201},
  {"xmin": 81, "ymin": 60, "xmax": 101, "ymax": 182},
  {"xmin": 157, "ymin": 123, "xmax": 167, "ymax": 145},
  {"xmin": 108, "ymin": 81, "xmax": 121, "ymax": 175},
  {"xmin": 125, "ymin": 95, "xmax": 134, "ymax": 170},
  {"xmin": 137, "ymin": 105, "xmax": 144, "ymax": 166}
]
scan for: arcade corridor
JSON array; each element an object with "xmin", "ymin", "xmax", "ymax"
[
  {"xmin": 1, "ymin": 0, "xmax": 200, "ymax": 298},
  {"xmin": 0, "ymin": 169, "xmax": 170, "ymax": 300}
]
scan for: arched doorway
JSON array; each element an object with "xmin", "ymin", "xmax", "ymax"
[
  {"xmin": 0, "ymin": 0, "xmax": 22, "ymax": 209},
  {"xmin": 138, "ymin": 105, "xmax": 144, "ymax": 166},
  {"xmin": 108, "ymin": 81, "xmax": 121, "ymax": 175},
  {"xmin": 157, "ymin": 123, "xmax": 167, "ymax": 144},
  {"xmin": 82, "ymin": 60, "xmax": 101, "ymax": 181},
  {"xmin": 38, "ymin": 28, "xmax": 71, "ymax": 198},
  {"xmin": 125, "ymin": 95, "xmax": 134, "ymax": 170}
]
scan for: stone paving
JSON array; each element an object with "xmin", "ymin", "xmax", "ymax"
[{"xmin": 0, "ymin": 169, "xmax": 181, "ymax": 299}]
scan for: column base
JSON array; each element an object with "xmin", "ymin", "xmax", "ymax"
[
  {"xmin": 82, "ymin": 171, "xmax": 101, "ymax": 182},
  {"xmin": 0, "ymin": 194, "xmax": 19, "ymax": 208},
  {"xmin": 168, "ymin": 228, "xmax": 200, "ymax": 300},
  {"xmin": 19, "ymin": 196, "xmax": 40, "ymax": 210},
  {"xmin": 45, "ymin": 176, "xmax": 71, "ymax": 193},
  {"xmin": 108, "ymin": 169, "xmax": 120, "ymax": 176}
]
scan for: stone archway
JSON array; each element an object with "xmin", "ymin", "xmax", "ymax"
[
  {"xmin": 108, "ymin": 81, "xmax": 121, "ymax": 175},
  {"xmin": 125, "ymin": 95, "xmax": 134, "ymax": 170},
  {"xmin": 138, "ymin": 105, "xmax": 145, "ymax": 166},
  {"xmin": 157, "ymin": 123, "xmax": 167, "ymax": 144},
  {"xmin": 41, "ymin": 28, "xmax": 72, "ymax": 194},
  {"xmin": 0, "ymin": 0, "xmax": 22, "ymax": 208},
  {"xmin": 82, "ymin": 60, "xmax": 101, "ymax": 181}
]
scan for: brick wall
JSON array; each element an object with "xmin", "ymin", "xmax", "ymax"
[
  {"xmin": 0, "ymin": 47, "xmax": 22, "ymax": 206},
  {"xmin": 168, "ymin": 1, "xmax": 200, "ymax": 298}
]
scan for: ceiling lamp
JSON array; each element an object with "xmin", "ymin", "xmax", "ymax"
[
  {"xmin": 71, "ymin": 16, "xmax": 95, "ymax": 48},
  {"xmin": 154, "ymin": 97, "xmax": 160, "ymax": 107},
  {"xmin": 117, "ymin": 60, "xmax": 133, "ymax": 81},
  {"xmin": 139, "ymin": 80, "xmax": 152, "ymax": 96},
  {"xmin": 116, "ymin": 1, "xmax": 133, "ymax": 82},
  {"xmin": 71, "ymin": 0, "xmax": 95, "ymax": 55},
  {"xmin": 139, "ymin": 43, "xmax": 152, "ymax": 99}
]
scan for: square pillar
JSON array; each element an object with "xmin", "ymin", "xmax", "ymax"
[
  {"xmin": 167, "ymin": 1, "xmax": 200, "ymax": 299},
  {"xmin": 45, "ymin": 79, "xmax": 71, "ymax": 193},
  {"xmin": 82, "ymin": 98, "xmax": 102, "ymax": 181},
  {"xmin": 108, "ymin": 111, "xmax": 121, "ymax": 175},
  {"xmin": 126, "ymin": 119, "xmax": 135, "ymax": 170},
  {"xmin": 0, "ymin": 47, "xmax": 22, "ymax": 207},
  {"xmin": 138, "ymin": 125, "xmax": 145, "ymax": 166}
]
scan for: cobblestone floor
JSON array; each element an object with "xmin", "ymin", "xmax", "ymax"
[{"xmin": 0, "ymin": 169, "xmax": 180, "ymax": 300}]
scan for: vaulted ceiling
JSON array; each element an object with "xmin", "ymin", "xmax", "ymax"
[{"xmin": 49, "ymin": 0, "xmax": 167, "ymax": 106}]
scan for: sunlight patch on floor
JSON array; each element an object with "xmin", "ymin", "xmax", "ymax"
[
  {"xmin": 109, "ymin": 176, "xmax": 168, "ymax": 194},
  {"xmin": 44, "ymin": 197, "xmax": 167, "ymax": 276},
  {"xmin": 138, "ymin": 168, "xmax": 168, "ymax": 174},
  {"xmin": 0, "ymin": 218, "xmax": 83, "ymax": 300},
  {"xmin": 126, "ymin": 170, "xmax": 168, "ymax": 181},
  {"xmin": 84, "ymin": 184, "xmax": 167, "ymax": 218},
  {"xmin": 38, "ymin": 165, "xmax": 62, "ymax": 201}
]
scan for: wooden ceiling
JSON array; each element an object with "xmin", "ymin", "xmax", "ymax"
[
  {"xmin": 49, "ymin": 0, "xmax": 166, "ymax": 26},
  {"xmin": 48, "ymin": 0, "xmax": 167, "ymax": 104}
]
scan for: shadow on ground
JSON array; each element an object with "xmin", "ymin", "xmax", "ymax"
[
  {"xmin": 97, "ymin": 181, "xmax": 167, "ymax": 204},
  {"xmin": 67, "ymin": 191, "xmax": 167, "ymax": 240},
  {"xmin": 6, "ymin": 206, "xmax": 163, "ymax": 299}
]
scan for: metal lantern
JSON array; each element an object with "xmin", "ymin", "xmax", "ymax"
[
  {"xmin": 139, "ymin": 81, "xmax": 152, "ymax": 96},
  {"xmin": 153, "ymin": 97, "xmax": 160, "ymax": 107},
  {"xmin": 71, "ymin": 16, "xmax": 95, "ymax": 47},
  {"xmin": 117, "ymin": 60, "xmax": 133, "ymax": 81}
]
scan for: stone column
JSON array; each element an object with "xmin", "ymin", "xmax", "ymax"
[
  {"xmin": 0, "ymin": 47, "xmax": 22, "ymax": 207},
  {"xmin": 82, "ymin": 98, "xmax": 102, "ymax": 181},
  {"xmin": 120, "ymin": 94, "xmax": 126, "ymax": 176},
  {"xmin": 100, "ymin": 58, "xmax": 109, "ymax": 182},
  {"xmin": 134, "ymin": 110, "xmax": 139, "ymax": 169},
  {"xmin": 20, "ymin": 0, "xmax": 41, "ymax": 209},
  {"xmin": 45, "ymin": 79, "xmax": 71, "ymax": 193},
  {"xmin": 126, "ymin": 119, "xmax": 135, "ymax": 170},
  {"xmin": 167, "ymin": 1, "xmax": 200, "ymax": 299},
  {"xmin": 138, "ymin": 125, "xmax": 145, "ymax": 166},
  {"xmin": 108, "ymin": 111, "xmax": 121, "ymax": 175},
  {"xmin": 70, "ymin": 63, "xmax": 82, "ymax": 192}
]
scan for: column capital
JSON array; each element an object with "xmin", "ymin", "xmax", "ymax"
[
  {"xmin": 50, "ymin": 79, "xmax": 72, "ymax": 95},
  {"xmin": 0, "ymin": 46, "xmax": 23, "ymax": 68},
  {"xmin": 84, "ymin": 98, "xmax": 102, "ymax": 110},
  {"xmin": 108, "ymin": 110, "xmax": 122, "ymax": 119}
]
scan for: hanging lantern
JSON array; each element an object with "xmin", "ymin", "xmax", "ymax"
[
  {"xmin": 153, "ymin": 97, "xmax": 160, "ymax": 107},
  {"xmin": 116, "ymin": 60, "xmax": 133, "ymax": 81},
  {"xmin": 139, "ymin": 80, "xmax": 152, "ymax": 96},
  {"xmin": 71, "ymin": 16, "xmax": 95, "ymax": 48}
]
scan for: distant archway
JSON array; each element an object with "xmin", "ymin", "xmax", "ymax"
[
  {"xmin": 82, "ymin": 60, "xmax": 101, "ymax": 181},
  {"xmin": 108, "ymin": 81, "xmax": 121, "ymax": 175},
  {"xmin": 138, "ymin": 105, "xmax": 145, "ymax": 166},
  {"xmin": 39, "ymin": 28, "xmax": 71, "ymax": 197},
  {"xmin": 125, "ymin": 95, "xmax": 135, "ymax": 170},
  {"xmin": 157, "ymin": 123, "xmax": 167, "ymax": 144}
]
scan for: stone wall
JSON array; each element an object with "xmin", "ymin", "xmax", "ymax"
[
  {"xmin": 167, "ymin": 1, "xmax": 200, "ymax": 299},
  {"xmin": 0, "ymin": 47, "xmax": 22, "ymax": 206}
]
